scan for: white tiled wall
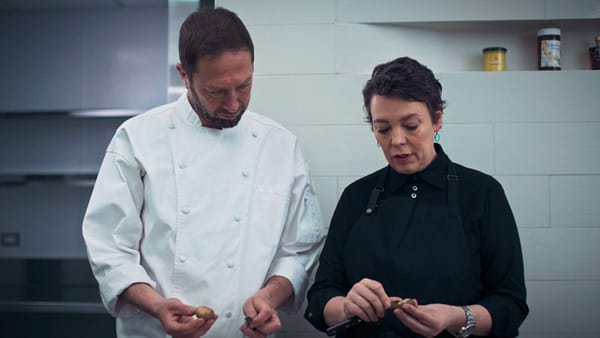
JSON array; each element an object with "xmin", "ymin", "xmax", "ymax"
[
  {"xmin": 218, "ymin": 1, "xmax": 600, "ymax": 337},
  {"xmin": 551, "ymin": 176, "xmax": 600, "ymax": 228}
]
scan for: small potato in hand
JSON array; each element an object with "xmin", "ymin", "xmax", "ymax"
[
  {"xmin": 195, "ymin": 306, "xmax": 216, "ymax": 320},
  {"xmin": 390, "ymin": 298, "xmax": 416, "ymax": 309}
]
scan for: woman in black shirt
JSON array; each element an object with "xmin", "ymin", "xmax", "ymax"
[{"xmin": 305, "ymin": 57, "xmax": 528, "ymax": 337}]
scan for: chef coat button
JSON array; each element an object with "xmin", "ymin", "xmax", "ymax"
[
  {"xmin": 410, "ymin": 192, "xmax": 417, "ymax": 199},
  {"xmin": 234, "ymin": 215, "xmax": 241, "ymax": 222},
  {"xmin": 168, "ymin": 123, "xmax": 175, "ymax": 129},
  {"xmin": 226, "ymin": 261, "xmax": 234, "ymax": 268},
  {"xmin": 225, "ymin": 311, "xmax": 232, "ymax": 319},
  {"xmin": 182, "ymin": 208, "xmax": 190, "ymax": 215},
  {"xmin": 412, "ymin": 185, "xmax": 418, "ymax": 191},
  {"xmin": 179, "ymin": 163, "xmax": 186, "ymax": 169},
  {"xmin": 242, "ymin": 171, "xmax": 249, "ymax": 178},
  {"xmin": 251, "ymin": 131, "xmax": 258, "ymax": 138},
  {"xmin": 179, "ymin": 255, "xmax": 187, "ymax": 262}
]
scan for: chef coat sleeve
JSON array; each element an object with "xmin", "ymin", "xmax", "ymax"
[
  {"xmin": 264, "ymin": 143, "xmax": 327, "ymax": 312},
  {"xmin": 82, "ymin": 128, "xmax": 156, "ymax": 317},
  {"xmin": 476, "ymin": 178, "xmax": 529, "ymax": 337},
  {"xmin": 304, "ymin": 187, "xmax": 354, "ymax": 332}
]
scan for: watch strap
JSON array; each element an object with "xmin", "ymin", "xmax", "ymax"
[{"xmin": 455, "ymin": 306, "xmax": 476, "ymax": 338}]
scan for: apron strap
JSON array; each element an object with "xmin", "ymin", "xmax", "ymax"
[
  {"xmin": 447, "ymin": 162, "xmax": 460, "ymax": 218},
  {"xmin": 365, "ymin": 167, "xmax": 388, "ymax": 215}
]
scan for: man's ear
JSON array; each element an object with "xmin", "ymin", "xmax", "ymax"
[{"xmin": 176, "ymin": 63, "xmax": 190, "ymax": 89}]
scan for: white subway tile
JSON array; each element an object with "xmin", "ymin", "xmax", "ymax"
[
  {"xmin": 495, "ymin": 123, "xmax": 600, "ymax": 175},
  {"xmin": 439, "ymin": 124, "xmax": 495, "ymax": 174},
  {"xmin": 336, "ymin": 0, "xmax": 544, "ymax": 23},
  {"xmin": 249, "ymin": 24, "xmax": 335, "ymax": 75},
  {"xmin": 216, "ymin": 0, "xmax": 335, "ymax": 24},
  {"xmin": 311, "ymin": 176, "xmax": 338, "ymax": 226},
  {"xmin": 521, "ymin": 281, "xmax": 600, "ymax": 334},
  {"xmin": 550, "ymin": 175, "xmax": 600, "ymax": 228},
  {"xmin": 250, "ymin": 74, "xmax": 368, "ymax": 125},
  {"xmin": 544, "ymin": 0, "xmax": 600, "ymax": 19},
  {"xmin": 496, "ymin": 176, "xmax": 550, "ymax": 228},
  {"xmin": 335, "ymin": 24, "xmax": 446, "ymax": 74},
  {"xmin": 520, "ymin": 228, "xmax": 600, "ymax": 280},
  {"xmin": 441, "ymin": 71, "xmax": 600, "ymax": 124},
  {"xmin": 289, "ymin": 125, "xmax": 387, "ymax": 176}
]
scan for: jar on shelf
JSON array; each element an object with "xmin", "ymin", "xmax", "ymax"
[
  {"xmin": 483, "ymin": 47, "xmax": 507, "ymax": 71},
  {"xmin": 538, "ymin": 28, "xmax": 561, "ymax": 70},
  {"xmin": 590, "ymin": 36, "xmax": 600, "ymax": 70}
]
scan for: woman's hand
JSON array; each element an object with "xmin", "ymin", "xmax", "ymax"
[
  {"xmin": 392, "ymin": 302, "xmax": 458, "ymax": 338},
  {"xmin": 156, "ymin": 298, "xmax": 217, "ymax": 338},
  {"xmin": 343, "ymin": 278, "xmax": 391, "ymax": 322}
]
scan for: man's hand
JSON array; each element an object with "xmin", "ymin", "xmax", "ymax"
[
  {"xmin": 121, "ymin": 284, "xmax": 218, "ymax": 337},
  {"xmin": 158, "ymin": 298, "xmax": 217, "ymax": 338},
  {"xmin": 239, "ymin": 275, "xmax": 293, "ymax": 338},
  {"xmin": 240, "ymin": 294, "xmax": 280, "ymax": 338}
]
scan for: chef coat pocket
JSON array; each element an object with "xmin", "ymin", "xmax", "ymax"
[
  {"xmin": 249, "ymin": 186, "xmax": 291, "ymax": 246},
  {"xmin": 296, "ymin": 187, "xmax": 324, "ymax": 243}
]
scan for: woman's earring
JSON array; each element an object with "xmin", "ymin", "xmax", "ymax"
[
  {"xmin": 434, "ymin": 132, "xmax": 440, "ymax": 142},
  {"xmin": 376, "ymin": 142, "xmax": 381, "ymax": 148}
]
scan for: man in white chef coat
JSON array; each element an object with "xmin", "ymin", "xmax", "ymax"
[{"xmin": 82, "ymin": 7, "xmax": 326, "ymax": 338}]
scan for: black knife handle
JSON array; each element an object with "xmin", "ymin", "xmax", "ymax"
[{"xmin": 326, "ymin": 317, "xmax": 362, "ymax": 336}]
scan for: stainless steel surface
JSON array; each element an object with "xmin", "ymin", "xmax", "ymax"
[
  {"xmin": 0, "ymin": 259, "xmax": 103, "ymax": 311},
  {"xmin": 0, "ymin": 300, "xmax": 106, "ymax": 313},
  {"xmin": 0, "ymin": 0, "xmax": 166, "ymax": 12}
]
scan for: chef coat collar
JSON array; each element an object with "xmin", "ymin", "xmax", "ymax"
[
  {"xmin": 387, "ymin": 143, "xmax": 450, "ymax": 192},
  {"xmin": 176, "ymin": 93, "xmax": 248, "ymax": 130},
  {"xmin": 174, "ymin": 93, "xmax": 202, "ymax": 126}
]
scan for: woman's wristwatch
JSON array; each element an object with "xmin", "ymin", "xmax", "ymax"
[{"xmin": 453, "ymin": 306, "xmax": 476, "ymax": 337}]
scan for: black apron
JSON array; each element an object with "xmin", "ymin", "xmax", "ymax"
[{"xmin": 339, "ymin": 163, "xmax": 480, "ymax": 338}]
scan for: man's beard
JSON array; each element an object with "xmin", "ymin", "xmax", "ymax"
[{"xmin": 190, "ymin": 90, "xmax": 246, "ymax": 129}]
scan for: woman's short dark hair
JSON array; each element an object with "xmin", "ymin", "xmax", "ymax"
[
  {"xmin": 362, "ymin": 57, "xmax": 446, "ymax": 124},
  {"xmin": 179, "ymin": 7, "xmax": 254, "ymax": 75}
]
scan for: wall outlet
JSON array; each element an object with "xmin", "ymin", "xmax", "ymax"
[{"xmin": 1, "ymin": 232, "xmax": 20, "ymax": 247}]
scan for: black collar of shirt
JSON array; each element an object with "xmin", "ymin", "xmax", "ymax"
[{"xmin": 387, "ymin": 143, "xmax": 450, "ymax": 193}]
